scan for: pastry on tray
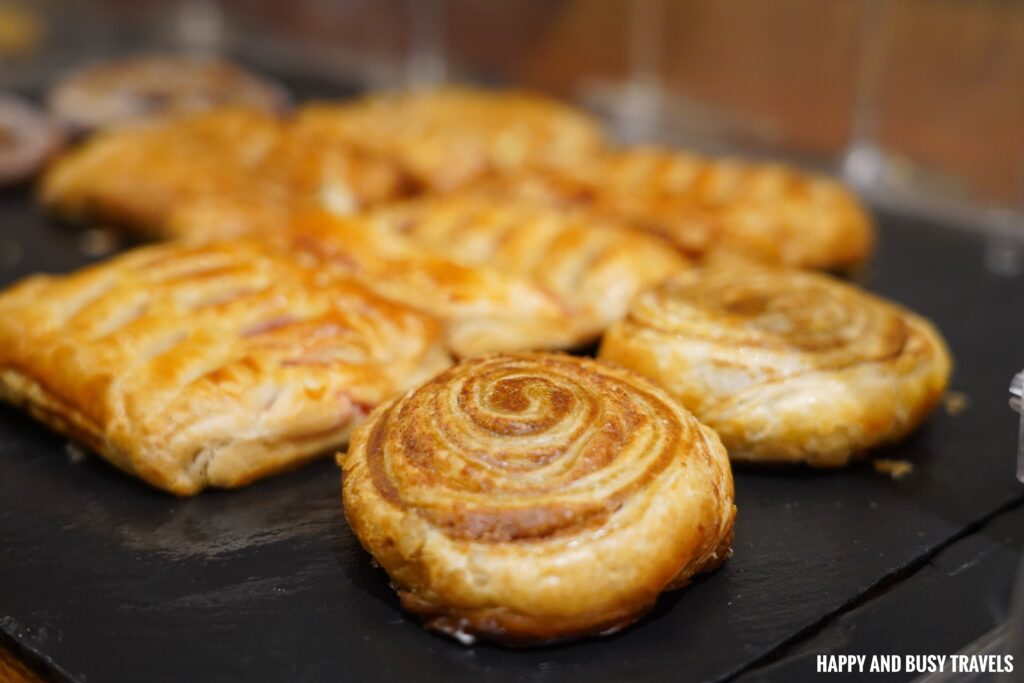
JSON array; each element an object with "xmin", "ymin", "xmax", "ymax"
[
  {"xmin": 0, "ymin": 240, "xmax": 450, "ymax": 494},
  {"xmin": 271, "ymin": 196, "xmax": 686, "ymax": 356},
  {"xmin": 349, "ymin": 194, "xmax": 687, "ymax": 349},
  {"xmin": 472, "ymin": 147, "xmax": 874, "ymax": 271},
  {"xmin": 0, "ymin": 94, "xmax": 64, "ymax": 186},
  {"xmin": 341, "ymin": 352, "xmax": 736, "ymax": 646},
  {"xmin": 599, "ymin": 263, "xmax": 952, "ymax": 465},
  {"xmin": 295, "ymin": 87, "xmax": 606, "ymax": 191},
  {"xmin": 280, "ymin": 210, "xmax": 591, "ymax": 357},
  {"xmin": 39, "ymin": 107, "xmax": 409, "ymax": 239},
  {"xmin": 47, "ymin": 54, "xmax": 290, "ymax": 132}
]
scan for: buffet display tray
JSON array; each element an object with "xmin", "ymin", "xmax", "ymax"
[{"xmin": 0, "ymin": 165, "xmax": 1022, "ymax": 683}]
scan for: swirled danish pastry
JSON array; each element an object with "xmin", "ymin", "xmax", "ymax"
[
  {"xmin": 295, "ymin": 87, "xmax": 606, "ymax": 191},
  {"xmin": 342, "ymin": 353, "xmax": 735, "ymax": 646},
  {"xmin": 599, "ymin": 264, "xmax": 952, "ymax": 465},
  {"xmin": 353, "ymin": 194, "xmax": 688, "ymax": 348},
  {"xmin": 474, "ymin": 147, "xmax": 873, "ymax": 271},
  {"xmin": 0, "ymin": 241, "xmax": 450, "ymax": 494}
]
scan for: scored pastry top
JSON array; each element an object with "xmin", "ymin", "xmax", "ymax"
[
  {"xmin": 40, "ymin": 107, "xmax": 411, "ymax": 239},
  {"xmin": 475, "ymin": 146, "xmax": 874, "ymax": 270},
  {"xmin": 0, "ymin": 240, "xmax": 450, "ymax": 494},
  {"xmin": 352, "ymin": 193, "xmax": 688, "ymax": 344},
  {"xmin": 296, "ymin": 87, "xmax": 606, "ymax": 191}
]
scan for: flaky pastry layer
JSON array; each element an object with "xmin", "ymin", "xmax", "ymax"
[
  {"xmin": 0, "ymin": 240, "xmax": 450, "ymax": 494},
  {"xmin": 342, "ymin": 353, "xmax": 735, "ymax": 645},
  {"xmin": 474, "ymin": 147, "xmax": 874, "ymax": 271},
  {"xmin": 599, "ymin": 264, "xmax": 952, "ymax": 465},
  {"xmin": 349, "ymin": 194, "xmax": 688, "ymax": 351},
  {"xmin": 40, "ymin": 107, "xmax": 410, "ymax": 240},
  {"xmin": 295, "ymin": 87, "xmax": 606, "ymax": 191}
]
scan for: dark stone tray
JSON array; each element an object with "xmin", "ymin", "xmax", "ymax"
[{"xmin": 0, "ymin": 183, "xmax": 1022, "ymax": 682}]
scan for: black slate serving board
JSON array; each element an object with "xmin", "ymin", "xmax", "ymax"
[{"xmin": 0, "ymin": 186, "xmax": 1022, "ymax": 682}]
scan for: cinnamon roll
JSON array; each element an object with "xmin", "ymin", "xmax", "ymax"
[
  {"xmin": 475, "ymin": 147, "xmax": 873, "ymax": 271},
  {"xmin": 341, "ymin": 353, "xmax": 735, "ymax": 646},
  {"xmin": 599, "ymin": 264, "xmax": 952, "ymax": 465}
]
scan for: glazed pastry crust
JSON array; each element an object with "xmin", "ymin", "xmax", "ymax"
[
  {"xmin": 599, "ymin": 264, "xmax": 952, "ymax": 465},
  {"xmin": 40, "ymin": 107, "xmax": 409, "ymax": 240},
  {"xmin": 0, "ymin": 241, "xmax": 450, "ymax": 494},
  {"xmin": 351, "ymin": 194, "xmax": 688, "ymax": 351},
  {"xmin": 342, "ymin": 353, "xmax": 735, "ymax": 646},
  {"xmin": 476, "ymin": 147, "xmax": 874, "ymax": 271},
  {"xmin": 295, "ymin": 87, "xmax": 606, "ymax": 191},
  {"xmin": 280, "ymin": 210, "xmax": 584, "ymax": 358}
]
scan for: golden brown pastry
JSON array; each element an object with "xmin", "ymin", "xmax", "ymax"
[
  {"xmin": 0, "ymin": 241, "xmax": 450, "ymax": 494},
  {"xmin": 47, "ymin": 54, "xmax": 289, "ymax": 132},
  {"xmin": 352, "ymin": 194, "xmax": 688, "ymax": 348},
  {"xmin": 39, "ymin": 107, "xmax": 408, "ymax": 239},
  {"xmin": 476, "ymin": 147, "xmax": 874, "ymax": 270},
  {"xmin": 342, "ymin": 352, "xmax": 735, "ymax": 646},
  {"xmin": 295, "ymin": 87, "xmax": 606, "ymax": 191},
  {"xmin": 280, "ymin": 210, "xmax": 587, "ymax": 358},
  {"xmin": 599, "ymin": 264, "xmax": 952, "ymax": 465},
  {"xmin": 40, "ymin": 107, "xmax": 284, "ymax": 235},
  {"xmin": 167, "ymin": 115, "xmax": 416, "ymax": 240}
]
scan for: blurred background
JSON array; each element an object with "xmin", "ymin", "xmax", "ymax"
[{"xmin": 2, "ymin": 0, "xmax": 1023, "ymax": 262}]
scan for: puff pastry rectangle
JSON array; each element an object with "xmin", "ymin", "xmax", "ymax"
[
  {"xmin": 276, "ymin": 195, "xmax": 686, "ymax": 357},
  {"xmin": 477, "ymin": 147, "xmax": 874, "ymax": 271},
  {"xmin": 39, "ymin": 107, "xmax": 410, "ymax": 241},
  {"xmin": 0, "ymin": 241, "xmax": 450, "ymax": 494},
  {"xmin": 294, "ymin": 87, "xmax": 606, "ymax": 192}
]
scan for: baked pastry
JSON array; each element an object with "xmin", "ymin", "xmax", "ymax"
[
  {"xmin": 476, "ymin": 147, "xmax": 873, "ymax": 270},
  {"xmin": 352, "ymin": 194, "xmax": 688, "ymax": 348},
  {"xmin": 47, "ymin": 54, "xmax": 289, "ymax": 132},
  {"xmin": 0, "ymin": 240, "xmax": 450, "ymax": 494},
  {"xmin": 281, "ymin": 210, "xmax": 588, "ymax": 357},
  {"xmin": 295, "ymin": 87, "xmax": 606, "ymax": 191},
  {"xmin": 40, "ymin": 107, "xmax": 408, "ymax": 239},
  {"xmin": 40, "ymin": 107, "xmax": 284, "ymax": 235},
  {"xmin": 599, "ymin": 264, "xmax": 952, "ymax": 465},
  {"xmin": 341, "ymin": 352, "xmax": 735, "ymax": 645},
  {"xmin": 0, "ymin": 94, "xmax": 64, "ymax": 186},
  {"xmin": 168, "ymin": 127, "xmax": 413, "ymax": 241}
]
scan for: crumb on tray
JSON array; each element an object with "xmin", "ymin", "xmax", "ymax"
[
  {"xmin": 943, "ymin": 390, "xmax": 970, "ymax": 416},
  {"xmin": 873, "ymin": 458, "xmax": 914, "ymax": 480}
]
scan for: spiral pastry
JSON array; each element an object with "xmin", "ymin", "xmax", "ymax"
[
  {"xmin": 599, "ymin": 264, "xmax": 952, "ymax": 465},
  {"xmin": 342, "ymin": 353, "xmax": 735, "ymax": 646}
]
